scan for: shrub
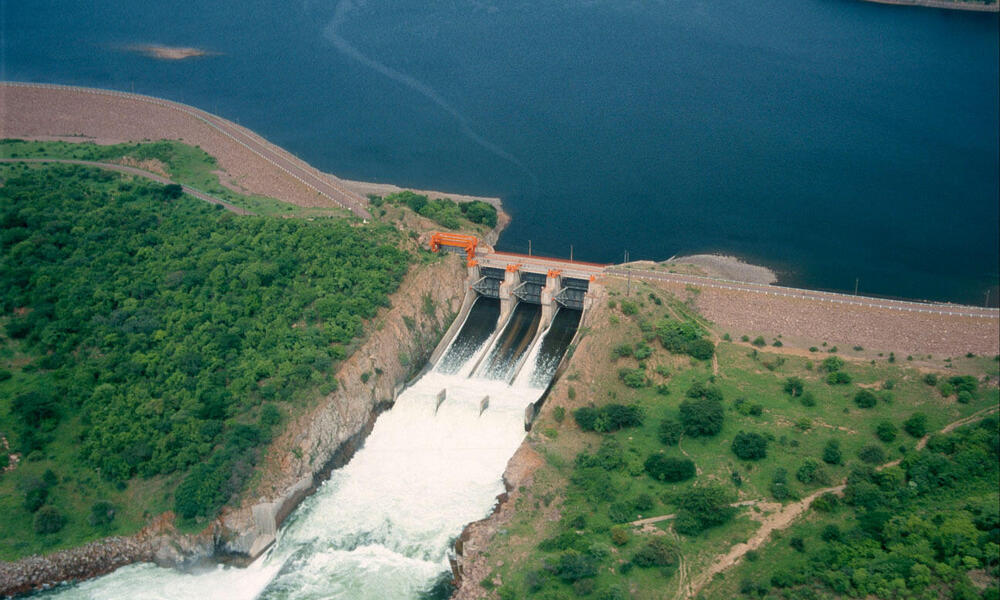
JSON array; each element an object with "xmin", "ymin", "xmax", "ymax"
[
  {"xmin": 608, "ymin": 502, "xmax": 634, "ymax": 523},
  {"xmin": 857, "ymin": 443, "xmax": 886, "ymax": 464},
  {"xmin": 620, "ymin": 301, "xmax": 638, "ymax": 316},
  {"xmin": 923, "ymin": 373, "xmax": 938, "ymax": 386},
  {"xmin": 553, "ymin": 406, "xmax": 566, "ymax": 423},
  {"xmin": 784, "ymin": 377, "xmax": 805, "ymax": 397},
  {"xmin": 89, "ymin": 501, "xmax": 116, "ymax": 526},
  {"xmin": 800, "ymin": 391, "xmax": 817, "ymax": 407},
  {"xmin": 34, "ymin": 506, "xmax": 65, "ymax": 534},
  {"xmin": 610, "ymin": 526, "xmax": 630, "ymax": 546},
  {"xmin": 633, "ymin": 342, "xmax": 652, "ymax": 360},
  {"xmin": 948, "ymin": 375, "xmax": 978, "ymax": 394},
  {"xmin": 731, "ymin": 431, "xmax": 768, "ymax": 460},
  {"xmin": 811, "ymin": 492, "xmax": 839, "ymax": 512},
  {"xmin": 820, "ymin": 524, "xmax": 842, "ymax": 541},
  {"xmin": 822, "ymin": 439, "xmax": 843, "ymax": 465},
  {"xmin": 657, "ymin": 319, "xmax": 713, "ymax": 359},
  {"xmin": 903, "ymin": 413, "xmax": 928, "ymax": 438},
  {"xmin": 679, "ymin": 396, "xmax": 724, "ymax": 437},
  {"xmin": 686, "ymin": 338, "xmax": 716, "ymax": 360},
  {"xmin": 769, "ymin": 468, "xmax": 795, "ymax": 501},
  {"xmin": 644, "ymin": 454, "xmax": 696, "ymax": 483},
  {"xmin": 549, "ymin": 550, "xmax": 599, "ymax": 582},
  {"xmin": 826, "ymin": 371, "xmax": 852, "ymax": 385},
  {"xmin": 789, "ymin": 537, "xmax": 805, "ymax": 552},
  {"xmin": 741, "ymin": 335, "xmax": 750, "ymax": 342},
  {"xmin": 673, "ymin": 484, "xmax": 736, "ymax": 535},
  {"xmin": 632, "ymin": 537, "xmax": 678, "ymax": 568},
  {"xmin": 618, "ymin": 367, "xmax": 648, "ymax": 388},
  {"xmin": 957, "ymin": 390, "xmax": 972, "ymax": 404},
  {"xmin": 612, "ymin": 344, "xmax": 633, "ymax": 358},
  {"xmin": 633, "ymin": 493, "xmax": 655, "ymax": 512},
  {"xmin": 573, "ymin": 404, "xmax": 644, "ymax": 432},
  {"xmin": 733, "ymin": 397, "xmax": 763, "ymax": 416},
  {"xmin": 657, "ymin": 419, "xmax": 683, "ymax": 446},
  {"xmin": 22, "ymin": 484, "xmax": 49, "ymax": 513},
  {"xmin": 796, "ymin": 459, "xmax": 827, "ymax": 484},
  {"xmin": 821, "ymin": 356, "xmax": 845, "ymax": 372},
  {"xmin": 938, "ymin": 381, "xmax": 955, "ymax": 397},
  {"xmin": 853, "ymin": 389, "xmax": 877, "ymax": 408},
  {"xmin": 875, "ymin": 421, "xmax": 897, "ymax": 442},
  {"xmin": 751, "ymin": 336, "xmax": 766, "ymax": 347},
  {"xmin": 259, "ymin": 403, "xmax": 281, "ymax": 428}
]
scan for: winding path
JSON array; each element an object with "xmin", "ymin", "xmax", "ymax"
[
  {"xmin": 682, "ymin": 404, "xmax": 1000, "ymax": 598},
  {"xmin": 0, "ymin": 158, "xmax": 254, "ymax": 215}
]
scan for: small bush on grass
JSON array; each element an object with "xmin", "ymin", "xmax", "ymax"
[{"xmin": 731, "ymin": 431, "xmax": 768, "ymax": 460}]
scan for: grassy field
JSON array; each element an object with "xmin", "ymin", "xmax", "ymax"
[{"xmin": 475, "ymin": 277, "xmax": 999, "ymax": 599}]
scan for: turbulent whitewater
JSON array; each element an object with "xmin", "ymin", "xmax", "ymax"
[{"xmin": 41, "ymin": 303, "xmax": 578, "ymax": 599}]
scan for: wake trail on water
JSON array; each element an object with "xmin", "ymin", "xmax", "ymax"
[{"xmin": 323, "ymin": 0, "xmax": 540, "ymax": 193}]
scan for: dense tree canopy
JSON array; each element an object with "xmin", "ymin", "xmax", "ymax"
[{"xmin": 0, "ymin": 165, "xmax": 411, "ymax": 519}]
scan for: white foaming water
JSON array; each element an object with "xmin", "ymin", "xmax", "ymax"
[{"xmin": 43, "ymin": 328, "xmax": 555, "ymax": 599}]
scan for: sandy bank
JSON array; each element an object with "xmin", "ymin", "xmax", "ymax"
[
  {"xmin": 862, "ymin": 0, "xmax": 998, "ymax": 11},
  {"xmin": 125, "ymin": 45, "xmax": 215, "ymax": 60},
  {"xmin": 624, "ymin": 254, "xmax": 778, "ymax": 286}
]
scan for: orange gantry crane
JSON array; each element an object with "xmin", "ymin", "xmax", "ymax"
[{"xmin": 429, "ymin": 232, "xmax": 479, "ymax": 266}]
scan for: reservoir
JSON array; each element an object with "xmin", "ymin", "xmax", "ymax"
[{"xmin": 5, "ymin": 0, "xmax": 997, "ymax": 304}]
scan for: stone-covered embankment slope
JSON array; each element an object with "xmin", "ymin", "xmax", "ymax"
[{"xmin": 0, "ymin": 538, "xmax": 152, "ymax": 597}]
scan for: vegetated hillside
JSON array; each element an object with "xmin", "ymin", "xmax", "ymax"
[
  {"xmin": 0, "ymin": 162, "xmax": 411, "ymax": 560},
  {"xmin": 467, "ymin": 278, "xmax": 999, "ymax": 600}
]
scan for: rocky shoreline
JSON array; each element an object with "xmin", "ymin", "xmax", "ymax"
[{"xmin": 861, "ymin": 0, "xmax": 998, "ymax": 11}]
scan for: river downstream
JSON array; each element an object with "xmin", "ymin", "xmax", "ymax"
[{"xmin": 36, "ymin": 303, "xmax": 580, "ymax": 599}]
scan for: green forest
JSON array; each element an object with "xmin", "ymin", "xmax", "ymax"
[{"xmin": 0, "ymin": 162, "xmax": 411, "ymax": 558}]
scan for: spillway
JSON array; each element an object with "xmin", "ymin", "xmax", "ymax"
[
  {"xmin": 475, "ymin": 303, "xmax": 541, "ymax": 381},
  {"xmin": 36, "ymin": 297, "xmax": 580, "ymax": 600},
  {"xmin": 435, "ymin": 297, "xmax": 500, "ymax": 375},
  {"xmin": 522, "ymin": 308, "xmax": 581, "ymax": 389}
]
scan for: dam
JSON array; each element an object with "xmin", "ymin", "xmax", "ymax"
[{"xmin": 38, "ymin": 235, "xmax": 599, "ymax": 599}]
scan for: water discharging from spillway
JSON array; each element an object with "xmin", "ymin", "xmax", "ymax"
[{"xmin": 41, "ymin": 301, "xmax": 580, "ymax": 600}]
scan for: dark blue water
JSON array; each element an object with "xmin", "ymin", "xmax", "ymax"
[{"xmin": 4, "ymin": 0, "xmax": 998, "ymax": 304}]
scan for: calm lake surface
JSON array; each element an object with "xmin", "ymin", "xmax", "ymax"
[{"xmin": 5, "ymin": 0, "xmax": 998, "ymax": 304}]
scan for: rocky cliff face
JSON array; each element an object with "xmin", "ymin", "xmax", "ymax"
[
  {"xmin": 0, "ymin": 253, "xmax": 469, "ymax": 596},
  {"xmin": 216, "ymin": 253, "xmax": 469, "ymax": 559}
]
